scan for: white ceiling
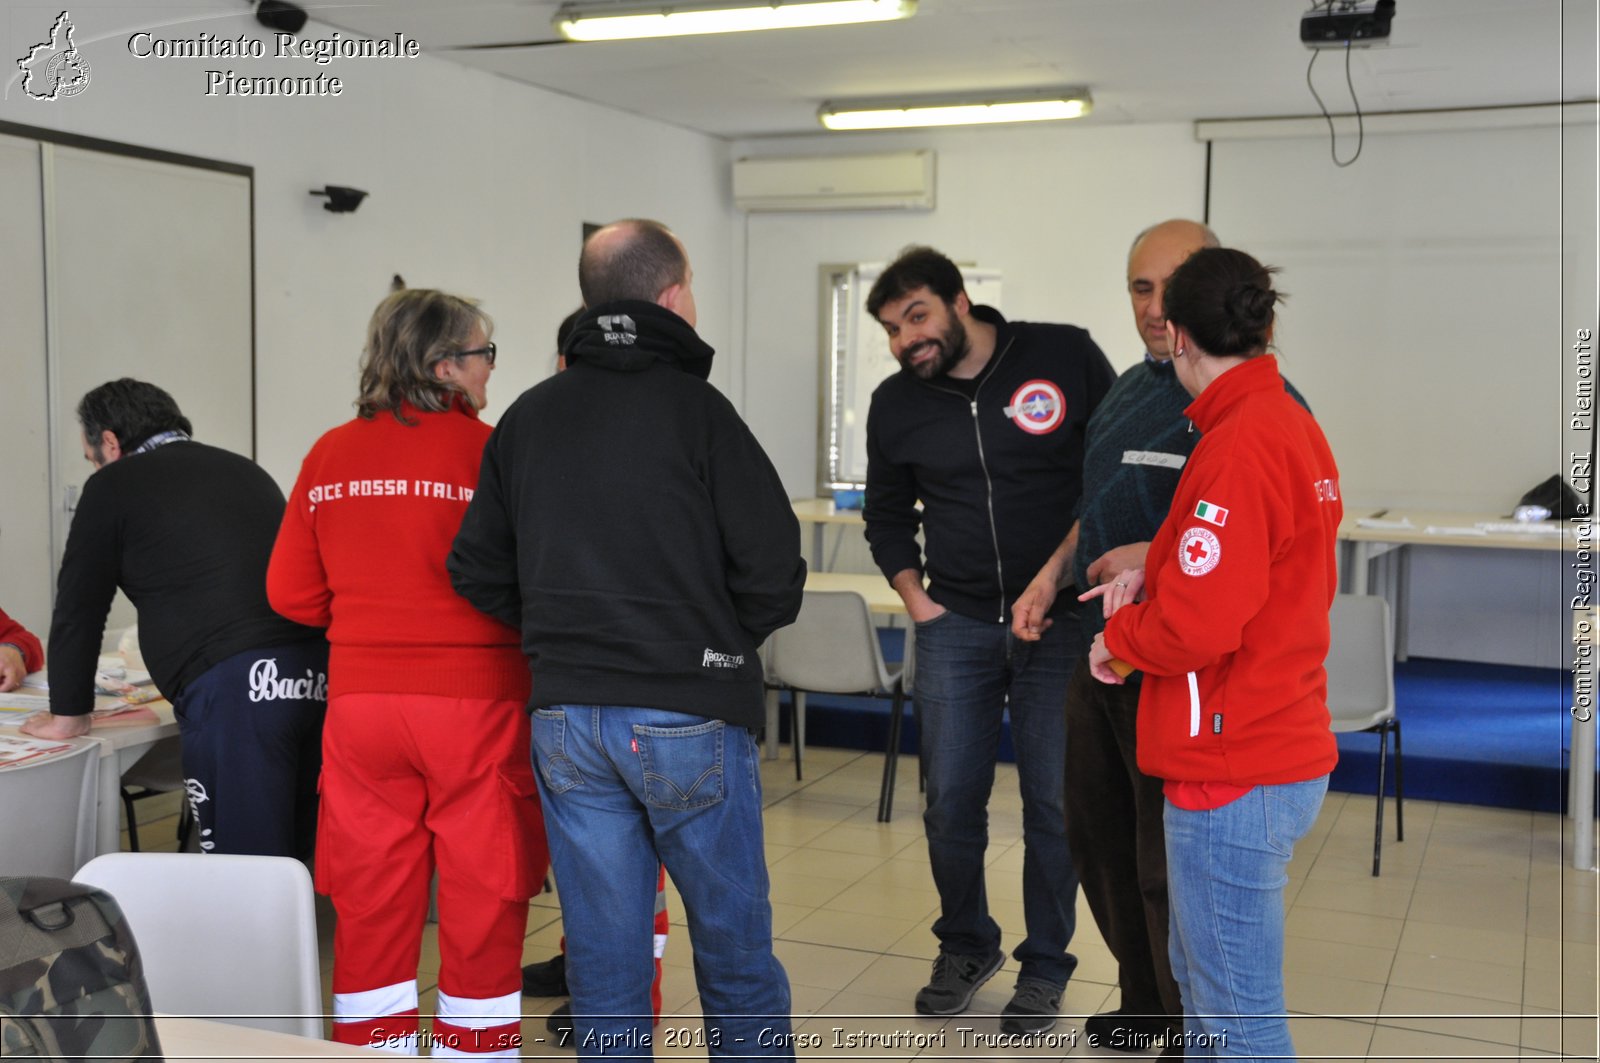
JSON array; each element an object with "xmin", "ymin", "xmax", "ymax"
[{"xmin": 301, "ymin": 0, "xmax": 1591, "ymax": 139}]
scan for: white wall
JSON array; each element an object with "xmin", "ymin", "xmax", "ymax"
[
  {"xmin": 0, "ymin": 1, "xmax": 736, "ymax": 497},
  {"xmin": 730, "ymin": 122, "xmax": 1206, "ymax": 501},
  {"xmin": 1208, "ymin": 116, "xmax": 1587, "ymax": 513}
]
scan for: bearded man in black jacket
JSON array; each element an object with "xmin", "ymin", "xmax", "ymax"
[
  {"xmin": 450, "ymin": 218, "xmax": 805, "ymax": 1061},
  {"xmin": 863, "ymin": 246, "xmax": 1115, "ymax": 1034}
]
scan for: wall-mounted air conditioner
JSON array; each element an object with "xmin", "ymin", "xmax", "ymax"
[{"xmin": 732, "ymin": 150, "xmax": 935, "ymax": 212}]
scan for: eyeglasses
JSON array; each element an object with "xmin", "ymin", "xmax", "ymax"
[{"xmin": 451, "ymin": 343, "xmax": 497, "ymax": 367}]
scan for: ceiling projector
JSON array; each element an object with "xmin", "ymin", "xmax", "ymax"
[{"xmin": 1301, "ymin": 0, "xmax": 1396, "ymax": 48}]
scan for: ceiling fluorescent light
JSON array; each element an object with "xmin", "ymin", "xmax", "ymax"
[
  {"xmin": 555, "ymin": 0, "xmax": 917, "ymax": 42},
  {"xmin": 819, "ymin": 88, "xmax": 1093, "ymax": 131}
]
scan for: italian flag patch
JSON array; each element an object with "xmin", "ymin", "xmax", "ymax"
[{"xmin": 1194, "ymin": 500, "xmax": 1229, "ymax": 527}]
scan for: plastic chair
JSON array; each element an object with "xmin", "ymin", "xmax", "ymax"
[
  {"xmin": 764, "ymin": 590, "xmax": 903, "ymax": 781},
  {"xmin": 1326, "ymin": 593, "xmax": 1402, "ymax": 876},
  {"xmin": 0, "ymin": 740, "xmax": 100, "ymax": 879},
  {"xmin": 119, "ymin": 735, "xmax": 192, "ymax": 852},
  {"xmin": 74, "ymin": 852, "xmax": 322, "ymax": 1038}
]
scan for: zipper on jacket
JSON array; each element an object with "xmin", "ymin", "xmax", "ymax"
[
  {"xmin": 969, "ymin": 398, "xmax": 1006, "ymax": 621},
  {"xmin": 923, "ymin": 335, "xmax": 1015, "ymax": 623},
  {"xmin": 970, "ymin": 337, "xmax": 1014, "ymax": 621},
  {"xmin": 1185, "ymin": 671, "xmax": 1201, "ymax": 737}
]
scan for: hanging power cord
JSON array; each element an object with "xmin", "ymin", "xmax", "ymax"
[
  {"xmin": 1306, "ymin": 42, "xmax": 1365, "ymax": 166},
  {"xmin": 1305, "ymin": 16, "xmax": 1367, "ymax": 166}
]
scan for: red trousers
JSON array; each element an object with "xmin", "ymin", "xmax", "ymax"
[{"xmin": 319, "ymin": 692, "xmax": 547, "ymax": 1053}]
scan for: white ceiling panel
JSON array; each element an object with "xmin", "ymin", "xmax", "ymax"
[{"xmin": 297, "ymin": 0, "xmax": 1589, "ymax": 139}]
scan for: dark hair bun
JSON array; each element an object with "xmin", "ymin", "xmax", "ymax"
[
  {"xmin": 1225, "ymin": 281, "xmax": 1277, "ymax": 332},
  {"xmin": 1164, "ymin": 247, "xmax": 1284, "ymax": 357}
]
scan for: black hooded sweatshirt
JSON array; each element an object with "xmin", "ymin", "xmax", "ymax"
[{"xmin": 448, "ymin": 301, "xmax": 806, "ymax": 728}]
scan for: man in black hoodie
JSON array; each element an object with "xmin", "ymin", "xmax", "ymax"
[{"xmin": 450, "ymin": 219, "xmax": 805, "ymax": 1060}]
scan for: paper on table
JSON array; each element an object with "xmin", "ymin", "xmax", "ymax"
[
  {"xmin": 1356, "ymin": 517, "xmax": 1415, "ymax": 530},
  {"xmin": 21, "ymin": 671, "xmax": 47, "ymax": 691},
  {"xmin": 0, "ymin": 733, "xmax": 73, "ymax": 767},
  {"xmin": 1425, "ymin": 525, "xmax": 1489, "ymax": 537},
  {"xmin": 90, "ymin": 704, "xmax": 160, "ymax": 726},
  {"xmin": 0, "ymin": 692, "xmax": 53, "ymax": 712},
  {"xmin": 1476, "ymin": 521, "xmax": 1565, "ymax": 535}
]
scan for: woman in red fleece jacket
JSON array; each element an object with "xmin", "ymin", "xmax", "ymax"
[
  {"xmin": 0, "ymin": 605, "xmax": 44, "ymax": 691},
  {"xmin": 1084, "ymin": 248, "xmax": 1341, "ymax": 1061},
  {"xmin": 268, "ymin": 290, "xmax": 546, "ymax": 1058}
]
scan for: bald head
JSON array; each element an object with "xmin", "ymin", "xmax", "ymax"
[
  {"xmin": 1127, "ymin": 219, "xmax": 1219, "ymax": 359},
  {"xmin": 579, "ymin": 219, "xmax": 690, "ymax": 310}
]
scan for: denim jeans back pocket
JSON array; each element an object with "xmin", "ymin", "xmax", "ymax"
[
  {"xmin": 634, "ymin": 718, "xmax": 725, "ymax": 811},
  {"xmin": 1263, "ymin": 777, "xmax": 1328, "ymax": 857},
  {"xmin": 530, "ymin": 708, "xmax": 584, "ymax": 795}
]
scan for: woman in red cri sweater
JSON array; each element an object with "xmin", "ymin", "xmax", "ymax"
[
  {"xmin": 1084, "ymin": 248, "xmax": 1341, "ymax": 1062},
  {"xmin": 268, "ymin": 290, "xmax": 546, "ymax": 1058}
]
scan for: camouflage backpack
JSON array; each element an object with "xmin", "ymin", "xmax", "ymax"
[{"xmin": 0, "ymin": 876, "xmax": 164, "ymax": 1059}]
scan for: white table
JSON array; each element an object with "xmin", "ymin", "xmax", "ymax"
[
  {"xmin": 1339, "ymin": 509, "xmax": 1580, "ymax": 661},
  {"xmin": 155, "ymin": 1015, "xmax": 389, "ymax": 1058},
  {"xmin": 85, "ymin": 701, "xmax": 180, "ymax": 853},
  {"xmin": 792, "ymin": 497, "xmax": 866, "ymax": 572},
  {"xmin": 0, "ymin": 699, "xmax": 179, "ymax": 857},
  {"xmin": 803, "ymin": 570, "xmax": 908, "ymax": 616},
  {"xmin": 1340, "ymin": 509, "xmax": 1577, "ymax": 591}
]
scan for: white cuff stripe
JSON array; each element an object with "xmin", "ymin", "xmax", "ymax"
[
  {"xmin": 333, "ymin": 980, "xmax": 418, "ymax": 1021},
  {"xmin": 436, "ymin": 988, "xmax": 522, "ymax": 1024}
]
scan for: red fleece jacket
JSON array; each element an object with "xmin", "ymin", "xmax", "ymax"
[
  {"xmin": 0, "ymin": 606, "xmax": 44, "ymax": 673},
  {"xmin": 1105, "ymin": 355, "xmax": 1342, "ymax": 787},
  {"xmin": 268, "ymin": 402, "xmax": 528, "ymax": 701}
]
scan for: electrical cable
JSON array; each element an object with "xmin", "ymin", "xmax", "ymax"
[{"xmin": 1306, "ymin": 40, "xmax": 1366, "ymax": 167}]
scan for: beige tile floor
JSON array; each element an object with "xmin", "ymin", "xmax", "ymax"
[{"xmin": 129, "ymin": 746, "xmax": 1600, "ymax": 1059}]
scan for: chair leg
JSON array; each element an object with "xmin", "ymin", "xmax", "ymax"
[
  {"xmin": 878, "ymin": 682, "xmax": 905, "ymax": 822},
  {"xmin": 763, "ymin": 687, "xmax": 781, "ymax": 761},
  {"xmin": 793, "ymin": 691, "xmax": 806, "ymax": 781},
  {"xmin": 1391, "ymin": 719, "xmax": 1404, "ymax": 842},
  {"xmin": 122, "ymin": 790, "xmax": 142, "ymax": 853},
  {"xmin": 1371, "ymin": 724, "xmax": 1388, "ymax": 877},
  {"xmin": 176, "ymin": 796, "xmax": 194, "ymax": 852}
]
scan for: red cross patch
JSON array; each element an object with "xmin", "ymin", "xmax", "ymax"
[{"xmin": 1178, "ymin": 527, "xmax": 1221, "ymax": 577}]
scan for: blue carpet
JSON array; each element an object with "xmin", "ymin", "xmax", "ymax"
[
  {"xmin": 1331, "ymin": 657, "xmax": 1580, "ymax": 813},
  {"xmin": 783, "ymin": 633, "xmax": 1588, "ymax": 813}
]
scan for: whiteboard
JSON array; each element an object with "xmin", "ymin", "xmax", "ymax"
[{"xmin": 817, "ymin": 263, "xmax": 1002, "ymax": 492}]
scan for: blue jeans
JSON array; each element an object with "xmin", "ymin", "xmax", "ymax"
[
  {"xmin": 913, "ymin": 608, "xmax": 1080, "ymax": 986},
  {"xmin": 1164, "ymin": 776, "xmax": 1328, "ymax": 1062},
  {"xmin": 530, "ymin": 706, "xmax": 793, "ymax": 1061}
]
